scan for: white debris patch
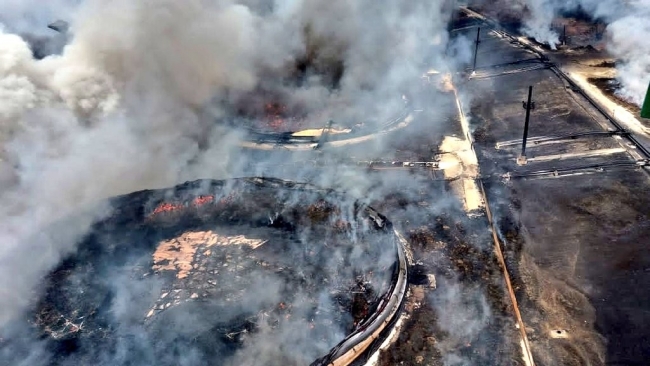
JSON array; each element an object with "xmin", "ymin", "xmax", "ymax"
[
  {"xmin": 438, "ymin": 135, "xmax": 484, "ymax": 215},
  {"xmin": 152, "ymin": 231, "xmax": 267, "ymax": 279}
]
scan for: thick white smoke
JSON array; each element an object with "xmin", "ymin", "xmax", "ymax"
[
  {"xmin": 0, "ymin": 0, "xmax": 81, "ymax": 35},
  {"xmin": 430, "ymin": 282, "xmax": 491, "ymax": 366},
  {"xmin": 516, "ymin": 0, "xmax": 650, "ymax": 106},
  {"xmin": 519, "ymin": 0, "xmax": 620, "ymax": 48},
  {"xmin": 0, "ymin": 0, "xmax": 461, "ymax": 340},
  {"xmin": 521, "ymin": 0, "xmax": 561, "ymax": 48},
  {"xmin": 0, "ymin": 0, "xmax": 262, "ymax": 326},
  {"xmin": 607, "ymin": 6, "xmax": 650, "ymax": 106}
]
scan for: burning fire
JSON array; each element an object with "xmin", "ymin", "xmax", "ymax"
[
  {"xmin": 192, "ymin": 195, "xmax": 215, "ymax": 206},
  {"xmin": 148, "ymin": 193, "xmax": 237, "ymax": 218},
  {"xmin": 150, "ymin": 202, "xmax": 185, "ymax": 216},
  {"xmin": 265, "ymin": 102, "xmax": 287, "ymax": 130},
  {"xmin": 263, "ymin": 102, "xmax": 305, "ymax": 131}
]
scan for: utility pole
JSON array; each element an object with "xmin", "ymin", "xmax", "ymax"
[
  {"xmin": 472, "ymin": 27, "xmax": 481, "ymax": 72},
  {"xmin": 562, "ymin": 25, "xmax": 567, "ymax": 46},
  {"xmin": 314, "ymin": 120, "xmax": 334, "ymax": 150},
  {"xmin": 518, "ymin": 86, "xmax": 535, "ymax": 165}
]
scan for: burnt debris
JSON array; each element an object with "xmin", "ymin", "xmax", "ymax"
[{"xmin": 11, "ymin": 178, "xmax": 403, "ymax": 366}]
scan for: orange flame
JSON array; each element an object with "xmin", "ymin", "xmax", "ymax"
[
  {"xmin": 149, "ymin": 194, "xmax": 217, "ymax": 218},
  {"xmin": 265, "ymin": 103, "xmax": 287, "ymax": 130},
  {"xmin": 192, "ymin": 195, "xmax": 214, "ymax": 206},
  {"xmin": 151, "ymin": 202, "xmax": 184, "ymax": 216}
]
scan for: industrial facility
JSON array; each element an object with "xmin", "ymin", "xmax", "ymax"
[{"xmin": 0, "ymin": 1, "xmax": 649, "ymax": 365}]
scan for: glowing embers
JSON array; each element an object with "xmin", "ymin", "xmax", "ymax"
[
  {"xmin": 150, "ymin": 201, "xmax": 185, "ymax": 215},
  {"xmin": 263, "ymin": 102, "xmax": 305, "ymax": 132},
  {"xmin": 148, "ymin": 193, "xmax": 236, "ymax": 219},
  {"xmin": 232, "ymin": 91, "xmax": 311, "ymax": 134},
  {"xmin": 149, "ymin": 195, "xmax": 214, "ymax": 216},
  {"xmin": 192, "ymin": 195, "xmax": 215, "ymax": 206},
  {"xmin": 257, "ymin": 101, "xmax": 351, "ymax": 137}
]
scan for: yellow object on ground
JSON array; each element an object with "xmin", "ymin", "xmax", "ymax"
[{"xmin": 292, "ymin": 128, "xmax": 351, "ymax": 137}]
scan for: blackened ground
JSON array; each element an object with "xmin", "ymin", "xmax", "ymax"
[
  {"xmin": 463, "ymin": 1, "xmax": 524, "ymax": 35},
  {"xmin": 229, "ymin": 46, "xmax": 524, "ymax": 364},
  {"xmin": 374, "ymin": 195, "xmax": 521, "ymax": 366},
  {"xmin": 464, "ymin": 10, "xmax": 650, "ymax": 365},
  {"xmin": 493, "ymin": 172, "xmax": 650, "ymax": 366},
  {"xmin": 3, "ymin": 179, "xmax": 400, "ymax": 366}
]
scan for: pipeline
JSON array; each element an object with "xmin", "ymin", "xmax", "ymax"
[
  {"xmin": 503, "ymin": 158, "xmax": 650, "ymax": 179},
  {"xmin": 496, "ymin": 130, "xmax": 630, "ymax": 149}
]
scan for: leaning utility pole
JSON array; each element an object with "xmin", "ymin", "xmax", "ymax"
[
  {"xmin": 472, "ymin": 27, "xmax": 481, "ymax": 72},
  {"xmin": 314, "ymin": 120, "xmax": 334, "ymax": 150},
  {"xmin": 518, "ymin": 86, "xmax": 535, "ymax": 165}
]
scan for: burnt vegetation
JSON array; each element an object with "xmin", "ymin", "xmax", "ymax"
[
  {"xmin": 21, "ymin": 179, "xmax": 401, "ymax": 365},
  {"xmin": 376, "ymin": 193, "xmax": 520, "ymax": 366}
]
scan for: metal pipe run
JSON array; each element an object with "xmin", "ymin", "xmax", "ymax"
[
  {"xmin": 495, "ymin": 130, "xmax": 630, "ymax": 149},
  {"xmin": 504, "ymin": 159, "xmax": 650, "ymax": 180}
]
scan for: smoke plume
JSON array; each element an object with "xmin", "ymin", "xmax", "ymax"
[
  {"xmin": 430, "ymin": 281, "xmax": 491, "ymax": 366},
  {"xmin": 518, "ymin": 0, "xmax": 618, "ymax": 48},
  {"xmin": 607, "ymin": 6, "xmax": 650, "ymax": 106},
  {"xmin": 513, "ymin": 0, "xmax": 650, "ymax": 106}
]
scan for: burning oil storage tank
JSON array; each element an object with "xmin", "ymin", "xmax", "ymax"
[{"xmin": 8, "ymin": 178, "xmax": 406, "ymax": 366}]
